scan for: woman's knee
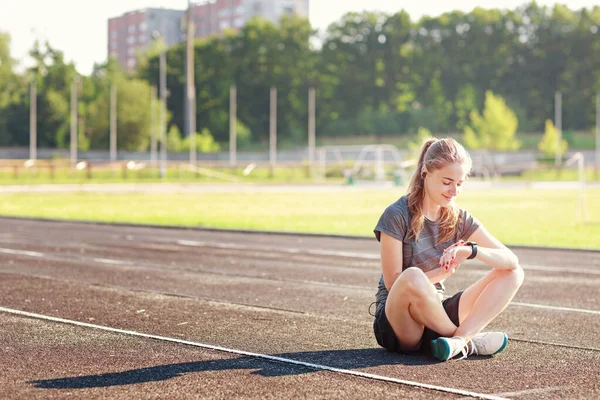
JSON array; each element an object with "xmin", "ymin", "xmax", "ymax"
[
  {"xmin": 392, "ymin": 267, "xmax": 432, "ymax": 298},
  {"xmin": 496, "ymin": 266, "xmax": 525, "ymax": 289}
]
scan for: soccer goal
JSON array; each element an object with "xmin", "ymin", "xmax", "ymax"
[
  {"xmin": 564, "ymin": 152, "xmax": 589, "ymax": 223},
  {"xmin": 315, "ymin": 144, "xmax": 415, "ymax": 185}
]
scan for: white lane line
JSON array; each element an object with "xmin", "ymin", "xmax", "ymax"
[
  {"xmin": 0, "ymin": 306, "xmax": 507, "ymax": 400},
  {"xmin": 0, "ymin": 248, "xmax": 44, "ymax": 257},
  {"xmin": 2, "ymin": 243, "xmax": 600, "ymax": 316},
  {"xmin": 517, "ymin": 265, "xmax": 600, "ymax": 276},
  {"xmin": 176, "ymin": 240, "xmax": 380, "ymax": 260},
  {"xmin": 91, "ymin": 258, "xmax": 132, "ymax": 265},
  {"xmin": 510, "ymin": 337, "xmax": 600, "ymax": 352},
  {"xmin": 494, "ymin": 385, "xmax": 568, "ymax": 397},
  {"xmin": 0, "ymin": 247, "xmax": 131, "ymax": 266},
  {"xmin": 175, "ymin": 241, "xmax": 600, "ymax": 275},
  {"xmin": 510, "ymin": 302, "xmax": 600, "ymax": 315}
]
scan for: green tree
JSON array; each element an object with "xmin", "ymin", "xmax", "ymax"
[
  {"xmin": 167, "ymin": 124, "xmax": 182, "ymax": 152},
  {"xmin": 181, "ymin": 128, "xmax": 220, "ymax": 152},
  {"xmin": 407, "ymin": 127, "xmax": 433, "ymax": 161},
  {"xmin": 463, "ymin": 91, "xmax": 520, "ymax": 150},
  {"xmin": 537, "ymin": 119, "xmax": 568, "ymax": 157},
  {"xmin": 0, "ymin": 32, "xmax": 26, "ymax": 146},
  {"xmin": 455, "ymin": 84, "xmax": 479, "ymax": 131},
  {"xmin": 233, "ymin": 119, "xmax": 253, "ymax": 150},
  {"xmin": 86, "ymin": 59, "xmax": 154, "ymax": 151},
  {"xmin": 26, "ymin": 40, "xmax": 78, "ymax": 148},
  {"xmin": 319, "ymin": 11, "xmax": 391, "ymax": 136}
]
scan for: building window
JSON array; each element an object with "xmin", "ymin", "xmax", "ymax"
[
  {"xmin": 127, "ymin": 58, "xmax": 136, "ymax": 68},
  {"xmin": 127, "ymin": 36, "xmax": 136, "ymax": 44},
  {"xmin": 234, "ymin": 17, "xmax": 244, "ymax": 28},
  {"xmin": 138, "ymin": 35, "xmax": 146, "ymax": 43},
  {"xmin": 128, "ymin": 25, "xmax": 136, "ymax": 33},
  {"xmin": 139, "ymin": 22, "xmax": 147, "ymax": 31},
  {"xmin": 110, "ymin": 31, "xmax": 118, "ymax": 38},
  {"xmin": 218, "ymin": 9, "xmax": 231, "ymax": 18},
  {"xmin": 128, "ymin": 47, "xmax": 135, "ymax": 55},
  {"xmin": 219, "ymin": 20, "xmax": 230, "ymax": 29}
]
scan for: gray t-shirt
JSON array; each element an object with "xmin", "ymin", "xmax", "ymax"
[{"xmin": 373, "ymin": 195, "xmax": 480, "ymax": 314}]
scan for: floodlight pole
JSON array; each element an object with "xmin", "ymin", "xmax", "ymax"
[
  {"xmin": 308, "ymin": 87, "xmax": 315, "ymax": 171},
  {"xmin": 153, "ymin": 29, "xmax": 168, "ymax": 178},
  {"xmin": 186, "ymin": 0, "xmax": 196, "ymax": 165},
  {"xmin": 29, "ymin": 81, "xmax": 37, "ymax": 162},
  {"xmin": 160, "ymin": 48, "xmax": 167, "ymax": 178},
  {"xmin": 150, "ymin": 85, "xmax": 157, "ymax": 167},
  {"xmin": 229, "ymin": 85, "xmax": 237, "ymax": 166},
  {"xmin": 554, "ymin": 91, "xmax": 562, "ymax": 167},
  {"xmin": 110, "ymin": 83, "xmax": 117, "ymax": 162},
  {"xmin": 70, "ymin": 76, "xmax": 79, "ymax": 168},
  {"xmin": 269, "ymin": 87, "xmax": 277, "ymax": 177},
  {"xmin": 596, "ymin": 92, "xmax": 600, "ymax": 174}
]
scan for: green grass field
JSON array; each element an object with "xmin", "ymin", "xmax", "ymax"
[
  {"xmin": 0, "ymin": 187, "xmax": 598, "ymax": 249},
  {"xmin": 0, "ymin": 165, "xmax": 332, "ymax": 185},
  {"xmin": 2, "ymin": 163, "xmax": 599, "ymax": 185}
]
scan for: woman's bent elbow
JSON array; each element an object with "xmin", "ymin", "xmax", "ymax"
[
  {"xmin": 506, "ymin": 253, "xmax": 521, "ymax": 272},
  {"xmin": 510, "ymin": 264, "xmax": 525, "ymax": 288}
]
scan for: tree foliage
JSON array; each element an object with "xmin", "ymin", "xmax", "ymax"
[
  {"xmin": 2, "ymin": 3, "xmax": 600, "ymax": 152},
  {"xmin": 463, "ymin": 91, "xmax": 520, "ymax": 151},
  {"xmin": 538, "ymin": 119, "xmax": 568, "ymax": 157}
]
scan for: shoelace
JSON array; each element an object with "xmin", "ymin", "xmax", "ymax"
[
  {"xmin": 450, "ymin": 337, "xmax": 470, "ymax": 360},
  {"xmin": 467, "ymin": 339, "xmax": 478, "ymax": 356},
  {"xmin": 456, "ymin": 344, "xmax": 470, "ymax": 360}
]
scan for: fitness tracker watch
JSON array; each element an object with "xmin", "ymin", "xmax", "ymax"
[{"xmin": 466, "ymin": 241, "xmax": 478, "ymax": 260}]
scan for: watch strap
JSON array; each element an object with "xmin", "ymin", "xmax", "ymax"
[{"xmin": 466, "ymin": 241, "xmax": 478, "ymax": 260}]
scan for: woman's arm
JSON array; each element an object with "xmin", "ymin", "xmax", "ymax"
[
  {"xmin": 379, "ymin": 232, "xmax": 404, "ymax": 291},
  {"xmin": 424, "ymin": 267, "xmax": 455, "ymax": 284},
  {"xmin": 466, "ymin": 225, "xmax": 520, "ymax": 270},
  {"xmin": 381, "ymin": 232, "xmax": 456, "ymax": 286}
]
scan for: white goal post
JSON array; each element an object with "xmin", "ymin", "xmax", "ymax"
[{"xmin": 315, "ymin": 144, "xmax": 415, "ymax": 184}]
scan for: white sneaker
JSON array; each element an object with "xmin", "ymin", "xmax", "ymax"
[
  {"xmin": 430, "ymin": 336, "xmax": 470, "ymax": 361},
  {"xmin": 431, "ymin": 332, "xmax": 509, "ymax": 361},
  {"xmin": 469, "ymin": 332, "xmax": 508, "ymax": 356}
]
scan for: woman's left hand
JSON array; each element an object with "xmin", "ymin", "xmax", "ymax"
[{"xmin": 439, "ymin": 240, "xmax": 470, "ymax": 273}]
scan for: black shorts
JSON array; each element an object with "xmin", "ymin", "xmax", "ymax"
[{"xmin": 373, "ymin": 291, "xmax": 463, "ymax": 356}]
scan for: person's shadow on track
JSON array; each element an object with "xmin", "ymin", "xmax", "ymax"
[{"xmin": 28, "ymin": 348, "xmax": 437, "ymax": 389}]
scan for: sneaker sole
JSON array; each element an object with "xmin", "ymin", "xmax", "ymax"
[
  {"xmin": 431, "ymin": 338, "xmax": 451, "ymax": 361},
  {"xmin": 492, "ymin": 334, "xmax": 509, "ymax": 355}
]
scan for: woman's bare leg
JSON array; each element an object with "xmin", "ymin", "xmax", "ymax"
[
  {"xmin": 454, "ymin": 267, "xmax": 524, "ymax": 341},
  {"xmin": 386, "ymin": 267, "xmax": 457, "ymax": 351}
]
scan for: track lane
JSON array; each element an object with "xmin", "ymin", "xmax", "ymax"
[
  {"xmin": 1, "ymin": 274, "xmax": 599, "ymax": 399},
  {"xmin": 1, "ymin": 313, "xmax": 456, "ymax": 400}
]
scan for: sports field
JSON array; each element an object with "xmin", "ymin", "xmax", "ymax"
[{"xmin": 0, "ymin": 184, "xmax": 598, "ymax": 248}]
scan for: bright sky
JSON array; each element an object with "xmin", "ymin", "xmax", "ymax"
[{"xmin": 0, "ymin": 0, "xmax": 596, "ymax": 75}]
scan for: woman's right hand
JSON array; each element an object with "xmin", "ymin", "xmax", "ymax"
[{"xmin": 439, "ymin": 240, "xmax": 468, "ymax": 274}]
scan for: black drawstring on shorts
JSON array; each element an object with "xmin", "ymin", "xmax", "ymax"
[{"xmin": 368, "ymin": 301, "xmax": 378, "ymax": 317}]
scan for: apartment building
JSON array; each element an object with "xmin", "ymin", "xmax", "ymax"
[
  {"xmin": 107, "ymin": 0, "xmax": 309, "ymax": 71},
  {"xmin": 108, "ymin": 8, "xmax": 184, "ymax": 72},
  {"xmin": 191, "ymin": 0, "xmax": 309, "ymax": 38},
  {"xmin": 242, "ymin": 0, "xmax": 309, "ymax": 27},
  {"xmin": 191, "ymin": 0, "xmax": 244, "ymax": 38}
]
